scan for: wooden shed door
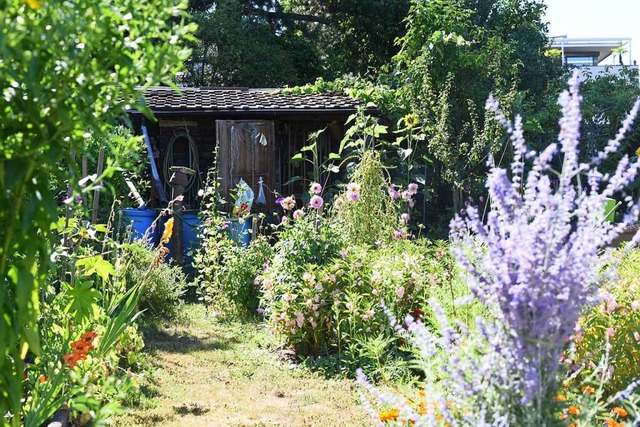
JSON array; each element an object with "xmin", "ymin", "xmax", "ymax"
[{"xmin": 216, "ymin": 120, "xmax": 276, "ymax": 212}]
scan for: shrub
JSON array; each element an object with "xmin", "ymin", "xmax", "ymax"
[
  {"xmin": 260, "ymin": 214, "xmax": 457, "ymax": 377},
  {"xmin": 572, "ymin": 247, "xmax": 640, "ymax": 396},
  {"xmin": 119, "ymin": 241, "xmax": 186, "ymax": 321},
  {"xmin": 201, "ymin": 235, "xmax": 274, "ymax": 317}
]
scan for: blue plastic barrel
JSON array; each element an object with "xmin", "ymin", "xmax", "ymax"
[
  {"xmin": 122, "ymin": 208, "xmax": 159, "ymax": 244},
  {"xmin": 165, "ymin": 212, "xmax": 200, "ymax": 266}
]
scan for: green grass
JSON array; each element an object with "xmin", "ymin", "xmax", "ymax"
[{"xmin": 114, "ymin": 304, "xmax": 369, "ymax": 427}]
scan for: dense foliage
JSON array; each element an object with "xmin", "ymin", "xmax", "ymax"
[
  {"xmin": 184, "ymin": 0, "xmax": 410, "ymax": 86},
  {"xmin": 358, "ymin": 73, "xmax": 640, "ymax": 426},
  {"xmin": 0, "ymin": 0, "xmax": 192, "ymax": 424}
]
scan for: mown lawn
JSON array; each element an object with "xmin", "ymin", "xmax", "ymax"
[{"xmin": 115, "ymin": 304, "xmax": 369, "ymax": 427}]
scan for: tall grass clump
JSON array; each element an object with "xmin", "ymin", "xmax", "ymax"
[{"xmin": 358, "ymin": 71, "xmax": 640, "ymax": 426}]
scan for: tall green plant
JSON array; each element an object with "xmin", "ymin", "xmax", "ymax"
[
  {"xmin": 0, "ymin": 1, "xmax": 194, "ymax": 424},
  {"xmin": 335, "ymin": 151, "xmax": 398, "ymax": 246}
]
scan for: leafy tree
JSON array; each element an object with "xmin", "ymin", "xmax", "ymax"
[
  {"xmin": 0, "ymin": 0, "xmax": 193, "ymax": 424},
  {"xmin": 283, "ymin": 0, "xmax": 411, "ymax": 77},
  {"xmin": 335, "ymin": 0, "xmax": 559, "ymax": 227},
  {"xmin": 184, "ymin": 0, "xmax": 326, "ymax": 87},
  {"xmin": 184, "ymin": 0, "xmax": 410, "ymax": 86}
]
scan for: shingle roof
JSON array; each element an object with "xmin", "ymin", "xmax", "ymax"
[{"xmin": 141, "ymin": 87, "xmax": 363, "ymax": 112}]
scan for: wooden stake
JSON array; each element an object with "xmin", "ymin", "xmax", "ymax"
[{"xmin": 91, "ymin": 147, "xmax": 105, "ymax": 224}]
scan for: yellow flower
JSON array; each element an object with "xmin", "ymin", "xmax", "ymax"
[
  {"xmin": 159, "ymin": 217, "xmax": 174, "ymax": 245},
  {"xmin": 378, "ymin": 408, "xmax": 399, "ymax": 422},
  {"xmin": 22, "ymin": 0, "xmax": 42, "ymax": 9},
  {"xmin": 554, "ymin": 394, "xmax": 566, "ymax": 401},
  {"xmin": 636, "ymin": 146, "xmax": 640, "ymax": 157},
  {"xmin": 403, "ymin": 113, "xmax": 419, "ymax": 128}
]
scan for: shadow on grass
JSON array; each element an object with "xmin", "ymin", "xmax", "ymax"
[
  {"xmin": 141, "ymin": 324, "xmax": 241, "ymax": 354},
  {"xmin": 173, "ymin": 402, "xmax": 210, "ymax": 416}
]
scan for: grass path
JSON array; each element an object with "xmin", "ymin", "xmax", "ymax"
[{"xmin": 116, "ymin": 304, "xmax": 369, "ymax": 427}]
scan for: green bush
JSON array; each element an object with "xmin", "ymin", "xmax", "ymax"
[
  {"xmin": 572, "ymin": 248, "xmax": 640, "ymax": 395},
  {"xmin": 259, "ymin": 225, "xmax": 457, "ymax": 378},
  {"xmin": 200, "ymin": 235, "xmax": 274, "ymax": 317},
  {"xmin": 119, "ymin": 242, "xmax": 186, "ymax": 321}
]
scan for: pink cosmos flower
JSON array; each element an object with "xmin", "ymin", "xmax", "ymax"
[
  {"xmin": 396, "ymin": 286, "xmax": 405, "ymax": 299},
  {"xmin": 400, "ymin": 213, "xmax": 410, "ymax": 225},
  {"xmin": 310, "ymin": 182, "xmax": 322, "ymax": 194},
  {"xmin": 603, "ymin": 295, "xmax": 618, "ymax": 314},
  {"xmin": 346, "ymin": 190, "xmax": 360, "ymax": 202},
  {"xmin": 632, "ymin": 300, "xmax": 640, "ymax": 310},
  {"xmin": 281, "ymin": 215, "xmax": 289, "ymax": 225},
  {"xmin": 393, "ymin": 229, "xmax": 406, "ymax": 239},
  {"xmin": 293, "ymin": 209, "xmax": 305, "ymax": 220},
  {"xmin": 402, "ymin": 190, "xmax": 412, "ymax": 201},
  {"xmin": 346, "ymin": 182, "xmax": 361, "ymax": 193},
  {"xmin": 296, "ymin": 312, "xmax": 305, "ymax": 327},
  {"xmin": 363, "ymin": 310, "xmax": 374, "ymax": 321},
  {"xmin": 310, "ymin": 195, "xmax": 324, "ymax": 209},
  {"xmin": 634, "ymin": 331, "xmax": 640, "ymax": 342},
  {"xmin": 407, "ymin": 183, "xmax": 419, "ymax": 195},
  {"xmin": 280, "ymin": 196, "xmax": 296, "ymax": 210},
  {"xmin": 606, "ymin": 327, "xmax": 615, "ymax": 337},
  {"xmin": 388, "ymin": 185, "xmax": 400, "ymax": 200},
  {"xmin": 408, "ymin": 199, "xmax": 416, "ymax": 208}
]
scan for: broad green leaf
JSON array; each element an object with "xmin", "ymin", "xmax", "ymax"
[{"xmin": 76, "ymin": 255, "xmax": 115, "ymax": 283}]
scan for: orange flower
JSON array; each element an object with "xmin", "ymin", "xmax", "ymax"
[
  {"xmin": 70, "ymin": 340, "xmax": 91, "ymax": 353},
  {"xmin": 379, "ymin": 409, "xmax": 400, "ymax": 422},
  {"xmin": 568, "ymin": 423, "xmax": 577, "ymax": 427},
  {"xmin": 554, "ymin": 394, "xmax": 566, "ymax": 401},
  {"xmin": 568, "ymin": 405, "xmax": 581, "ymax": 416},
  {"xmin": 38, "ymin": 374, "xmax": 47, "ymax": 383},
  {"xmin": 418, "ymin": 389, "xmax": 425, "ymax": 397},
  {"xmin": 582, "ymin": 385, "xmax": 595, "ymax": 395},
  {"xmin": 605, "ymin": 418, "xmax": 625, "ymax": 427},
  {"xmin": 62, "ymin": 353, "xmax": 78, "ymax": 368},
  {"xmin": 81, "ymin": 331, "xmax": 98, "ymax": 344},
  {"xmin": 613, "ymin": 407, "xmax": 628, "ymax": 418}
]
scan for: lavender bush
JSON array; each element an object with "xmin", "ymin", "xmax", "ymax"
[{"xmin": 358, "ymin": 72, "xmax": 640, "ymax": 426}]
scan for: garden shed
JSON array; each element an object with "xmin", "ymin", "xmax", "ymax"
[{"xmin": 129, "ymin": 87, "xmax": 372, "ymax": 212}]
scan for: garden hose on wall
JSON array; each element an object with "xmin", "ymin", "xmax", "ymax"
[{"xmin": 163, "ymin": 128, "xmax": 203, "ymax": 205}]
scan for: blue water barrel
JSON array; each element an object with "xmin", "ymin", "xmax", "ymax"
[
  {"xmin": 164, "ymin": 212, "xmax": 200, "ymax": 266},
  {"xmin": 122, "ymin": 209, "xmax": 159, "ymax": 244},
  {"xmin": 180, "ymin": 213, "xmax": 200, "ymax": 263}
]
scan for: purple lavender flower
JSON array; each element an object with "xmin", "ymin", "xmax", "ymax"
[
  {"xmin": 450, "ymin": 70, "xmax": 640, "ymax": 415},
  {"xmin": 360, "ymin": 71, "xmax": 640, "ymax": 426}
]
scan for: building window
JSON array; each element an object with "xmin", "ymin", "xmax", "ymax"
[{"xmin": 565, "ymin": 55, "xmax": 598, "ymax": 66}]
